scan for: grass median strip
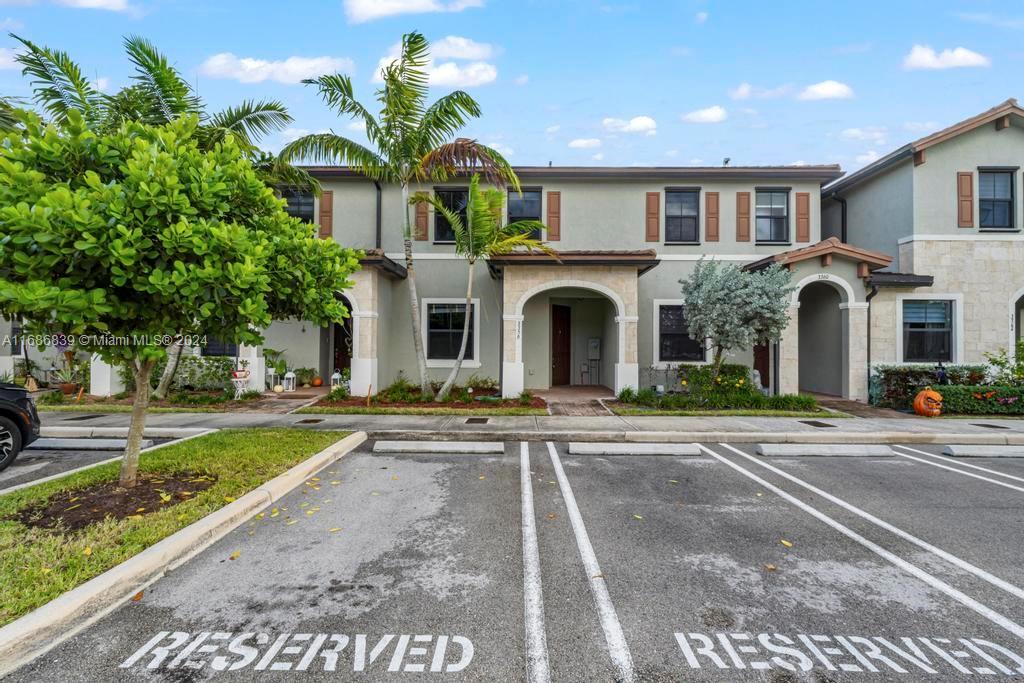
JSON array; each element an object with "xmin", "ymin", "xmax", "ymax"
[
  {"xmin": 296, "ymin": 406, "xmax": 547, "ymax": 416},
  {"xmin": 0, "ymin": 428, "xmax": 349, "ymax": 627}
]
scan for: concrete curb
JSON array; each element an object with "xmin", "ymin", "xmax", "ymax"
[
  {"xmin": 39, "ymin": 426, "xmax": 210, "ymax": 438},
  {"xmin": 0, "ymin": 431, "xmax": 367, "ymax": 678},
  {"xmin": 365, "ymin": 429, "xmax": 1024, "ymax": 446}
]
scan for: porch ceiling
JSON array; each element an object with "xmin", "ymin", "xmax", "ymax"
[{"xmin": 488, "ymin": 249, "xmax": 660, "ymax": 278}]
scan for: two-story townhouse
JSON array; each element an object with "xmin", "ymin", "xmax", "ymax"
[{"xmin": 822, "ymin": 99, "xmax": 1024, "ymax": 386}]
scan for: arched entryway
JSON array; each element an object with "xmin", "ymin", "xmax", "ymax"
[
  {"xmin": 797, "ymin": 281, "xmax": 845, "ymax": 396},
  {"xmin": 325, "ymin": 294, "xmax": 357, "ymax": 382}
]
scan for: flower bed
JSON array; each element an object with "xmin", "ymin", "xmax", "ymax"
[
  {"xmin": 870, "ymin": 364, "xmax": 987, "ymax": 409},
  {"xmin": 305, "ymin": 376, "xmax": 548, "ymax": 415}
]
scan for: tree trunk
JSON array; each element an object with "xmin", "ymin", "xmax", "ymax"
[
  {"xmin": 402, "ymin": 182, "xmax": 433, "ymax": 399},
  {"xmin": 711, "ymin": 345, "xmax": 725, "ymax": 380},
  {"xmin": 152, "ymin": 339, "xmax": 183, "ymax": 400},
  {"xmin": 435, "ymin": 260, "xmax": 475, "ymax": 401},
  {"xmin": 119, "ymin": 359, "xmax": 156, "ymax": 489}
]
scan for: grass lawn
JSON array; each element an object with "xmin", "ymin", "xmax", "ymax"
[
  {"xmin": 0, "ymin": 428, "xmax": 348, "ymax": 627},
  {"xmin": 296, "ymin": 405, "xmax": 547, "ymax": 416},
  {"xmin": 611, "ymin": 408, "xmax": 846, "ymax": 417}
]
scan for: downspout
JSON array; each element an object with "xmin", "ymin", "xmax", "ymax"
[
  {"xmin": 373, "ymin": 181, "xmax": 383, "ymax": 249},
  {"xmin": 865, "ymin": 284, "xmax": 878, "ymax": 403},
  {"xmin": 831, "ymin": 191, "xmax": 848, "ymax": 243}
]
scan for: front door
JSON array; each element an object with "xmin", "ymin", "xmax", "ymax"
[
  {"xmin": 551, "ymin": 305, "xmax": 571, "ymax": 386},
  {"xmin": 333, "ymin": 318, "xmax": 352, "ymax": 375},
  {"xmin": 753, "ymin": 343, "xmax": 770, "ymax": 389}
]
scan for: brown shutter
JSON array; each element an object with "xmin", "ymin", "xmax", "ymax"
[
  {"xmin": 414, "ymin": 200, "xmax": 429, "ymax": 240},
  {"xmin": 705, "ymin": 191, "xmax": 719, "ymax": 242},
  {"xmin": 317, "ymin": 190, "xmax": 333, "ymax": 239},
  {"xmin": 645, "ymin": 191, "xmax": 660, "ymax": 242},
  {"xmin": 546, "ymin": 191, "xmax": 561, "ymax": 241},
  {"xmin": 736, "ymin": 191, "xmax": 751, "ymax": 242},
  {"xmin": 957, "ymin": 171, "xmax": 974, "ymax": 228},
  {"xmin": 795, "ymin": 192, "xmax": 810, "ymax": 243}
]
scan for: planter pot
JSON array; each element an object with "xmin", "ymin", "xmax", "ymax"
[{"xmin": 59, "ymin": 382, "xmax": 79, "ymax": 395}]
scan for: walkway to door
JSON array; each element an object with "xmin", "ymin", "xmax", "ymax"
[{"xmin": 535, "ymin": 385, "xmax": 614, "ymax": 416}]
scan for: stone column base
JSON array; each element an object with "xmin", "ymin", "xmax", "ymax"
[
  {"xmin": 350, "ymin": 358, "xmax": 377, "ymax": 397},
  {"xmin": 502, "ymin": 362, "xmax": 524, "ymax": 398},
  {"xmin": 89, "ymin": 355, "xmax": 125, "ymax": 397},
  {"xmin": 614, "ymin": 362, "xmax": 638, "ymax": 395}
]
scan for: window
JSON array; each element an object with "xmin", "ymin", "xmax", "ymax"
[
  {"xmin": 755, "ymin": 190, "xmax": 789, "ymax": 242},
  {"xmin": 426, "ymin": 302, "xmax": 475, "ymax": 361},
  {"xmin": 507, "ymin": 188, "xmax": 543, "ymax": 239},
  {"xmin": 202, "ymin": 336, "xmax": 238, "ymax": 357},
  {"xmin": 902, "ymin": 300, "xmax": 953, "ymax": 362},
  {"xmin": 979, "ymin": 170, "xmax": 1014, "ymax": 229},
  {"xmin": 656, "ymin": 303, "xmax": 705, "ymax": 363},
  {"xmin": 280, "ymin": 189, "xmax": 314, "ymax": 223},
  {"xmin": 434, "ymin": 188, "xmax": 468, "ymax": 243},
  {"xmin": 665, "ymin": 190, "xmax": 700, "ymax": 243}
]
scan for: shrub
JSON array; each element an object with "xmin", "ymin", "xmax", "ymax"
[
  {"xmin": 675, "ymin": 363, "xmax": 751, "ymax": 391},
  {"xmin": 465, "ymin": 374, "xmax": 498, "ymax": 392},
  {"xmin": 118, "ymin": 355, "xmax": 236, "ymax": 393},
  {"xmin": 37, "ymin": 390, "xmax": 65, "ymax": 405},
  {"xmin": 168, "ymin": 391, "xmax": 230, "ymax": 406},
  {"xmin": 238, "ymin": 390, "xmax": 263, "ymax": 401},
  {"xmin": 985, "ymin": 341, "xmax": 1024, "ymax": 388},
  {"xmin": 937, "ymin": 385, "xmax": 1024, "ymax": 415},
  {"xmin": 518, "ymin": 390, "xmax": 534, "ymax": 406},
  {"xmin": 378, "ymin": 374, "xmax": 419, "ymax": 403},
  {"xmin": 634, "ymin": 388, "xmax": 659, "ymax": 406},
  {"xmin": 871, "ymin": 364, "xmax": 987, "ymax": 409},
  {"xmin": 326, "ymin": 386, "xmax": 350, "ymax": 402},
  {"xmin": 294, "ymin": 367, "xmax": 317, "ymax": 386},
  {"xmin": 617, "ymin": 386, "xmax": 637, "ymax": 403}
]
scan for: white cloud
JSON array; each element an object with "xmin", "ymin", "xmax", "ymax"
[
  {"xmin": 902, "ymin": 44, "xmax": 990, "ymax": 70},
  {"xmin": 592, "ymin": 152, "xmax": 604, "ymax": 161},
  {"xmin": 432, "ymin": 35, "xmax": 495, "ymax": 60},
  {"xmin": 739, "ymin": 107, "xmax": 758, "ymax": 115},
  {"xmin": 513, "ymin": 74, "xmax": 528, "ymax": 86},
  {"xmin": 0, "ymin": 47, "xmax": 17, "ymax": 70},
  {"xmin": 689, "ymin": 158, "xmax": 704, "ymax": 164},
  {"xmin": 374, "ymin": 39, "xmax": 497, "ymax": 87},
  {"xmin": 855, "ymin": 150, "xmax": 881, "ymax": 164},
  {"xmin": 568, "ymin": 138, "xmax": 601, "ymax": 149},
  {"xmin": 729, "ymin": 82, "xmax": 790, "ymax": 100},
  {"xmin": 545, "ymin": 124, "xmax": 561, "ymax": 134},
  {"xmin": 695, "ymin": 11, "xmax": 708, "ymax": 23},
  {"xmin": 840, "ymin": 126, "xmax": 887, "ymax": 145},
  {"xmin": 347, "ymin": 120, "xmax": 367, "ymax": 132},
  {"xmin": 791, "ymin": 160, "xmax": 807, "ymax": 166},
  {"xmin": 0, "ymin": 16, "xmax": 23, "ymax": 29},
  {"xmin": 602, "ymin": 115, "xmax": 657, "ymax": 136},
  {"xmin": 56, "ymin": 0, "xmax": 131, "ymax": 10},
  {"xmin": 729, "ymin": 82, "xmax": 752, "ymax": 100},
  {"xmin": 200, "ymin": 53, "xmax": 354, "ymax": 84},
  {"xmin": 92, "ymin": 76, "xmax": 110, "ymax": 92},
  {"xmin": 343, "ymin": 0, "xmax": 483, "ymax": 23},
  {"xmin": 487, "ymin": 141, "xmax": 513, "ymax": 156},
  {"xmin": 903, "ymin": 121, "xmax": 939, "ymax": 134},
  {"xmin": 797, "ymin": 80, "xmax": 854, "ymax": 100},
  {"xmin": 280, "ymin": 127, "xmax": 330, "ymax": 143},
  {"xmin": 682, "ymin": 105, "xmax": 727, "ymax": 123},
  {"xmin": 955, "ymin": 12, "xmax": 1024, "ymax": 30}
]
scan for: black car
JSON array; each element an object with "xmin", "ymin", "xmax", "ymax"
[{"xmin": 0, "ymin": 383, "xmax": 41, "ymax": 471}]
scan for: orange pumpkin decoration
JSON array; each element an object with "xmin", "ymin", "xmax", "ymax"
[
  {"xmin": 311, "ymin": 377, "xmax": 323, "ymax": 387},
  {"xmin": 913, "ymin": 387, "xmax": 943, "ymax": 417}
]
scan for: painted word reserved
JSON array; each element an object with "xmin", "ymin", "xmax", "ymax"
[
  {"xmin": 121, "ymin": 632, "xmax": 473, "ymax": 673},
  {"xmin": 676, "ymin": 632, "xmax": 1024, "ymax": 676}
]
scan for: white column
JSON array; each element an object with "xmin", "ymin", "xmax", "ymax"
[
  {"xmin": 350, "ymin": 312, "xmax": 378, "ymax": 396},
  {"xmin": 614, "ymin": 315, "xmax": 639, "ymax": 394},
  {"xmin": 237, "ymin": 343, "xmax": 264, "ymax": 392},
  {"xmin": 842, "ymin": 302, "xmax": 870, "ymax": 402},
  {"xmin": 778, "ymin": 303, "xmax": 800, "ymax": 395},
  {"xmin": 502, "ymin": 314, "xmax": 524, "ymax": 398},
  {"xmin": 89, "ymin": 354, "xmax": 125, "ymax": 396}
]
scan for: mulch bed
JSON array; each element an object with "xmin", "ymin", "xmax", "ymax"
[
  {"xmin": 318, "ymin": 392, "xmax": 547, "ymax": 411},
  {"xmin": 13, "ymin": 471, "xmax": 217, "ymax": 532}
]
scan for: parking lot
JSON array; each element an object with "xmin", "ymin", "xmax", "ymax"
[{"xmin": 10, "ymin": 440, "xmax": 1024, "ymax": 682}]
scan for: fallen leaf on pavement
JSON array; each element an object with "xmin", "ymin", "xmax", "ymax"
[
  {"xmin": 756, "ymin": 492, "xmax": 764, "ymax": 497},
  {"xmin": 255, "ymin": 513, "xmax": 265, "ymax": 520},
  {"xmin": 330, "ymin": 481, "xmax": 341, "ymax": 485},
  {"xmin": 478, "ymin": 475, "xmax": 486, "ymax": 480},
  {"xmin": 270, "ymin": 509, "xmax": 280, "ymax": 518},
  {"xmin": 392, "ymin": 475, "xmax": 399, "ymax": 480},
  {"xmin": 329, "ymin": 527, "xmax": 342, "ymax": 533},
  {"xmin": 135, "ymin": 507, "xmax": 146, "ymax": 513},
  {"xmin": 286, "ymin": 520, "xmax": 298, "ymax": 526},
  {"xmin": 132, "ymin": 591, "xmax": 144, "ymax": 601},
  {"xmin": 546, "ymin": 513, "xmax": 557, "ymax": 520},
  {"xmin": 668, "ymin": 480, "xmax": 679, "ymax": 484},
  {"xmin": 780, "ymin": 539, "xmax": 793, "ymax": 548},
  {"xmin": 764, "ymin": 564, "xmax": 777, "ymax": 572},
  {"xmin": 633, "ymin": 515, "xmax": 644, "ymax": 520},
  {"xmin": 229, "ymin": 551, "xmax": 240, "ymax": 561}
]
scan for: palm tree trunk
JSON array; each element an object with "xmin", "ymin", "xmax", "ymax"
[
  {"xmin": 435, "ymin": 260, "xmax": 474, "ymax": 401},
  {"xmin": 119, "ymin": 358, "xmax": 156, "ymax": 489},
  {"xmin": 152, "ymin": 338, "xmax": 183, "ymax": 400},
  {"xmin": 402, "ymin": 182, "xmax": 433, "ymax": 399}
]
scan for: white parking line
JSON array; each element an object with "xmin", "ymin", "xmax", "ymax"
[
  {"xmin": 890, "ymin": 446, "xmax": 1024, "ymax": 494},
  {"xmin": 714, "ymin": 443, "xmax": 1024, "ymax": 602},
  {"xmin": 696, "ymin": 444, "xmax": 1024, "ymax": 643},
  {"xmin": 546, "ymin": 442, "xmax": 635, "ymax": 682},
  {"xmin": 520, "ymin": 443, "xmax": 551, "ymax": 683},
  {"xmin": 893, "ymin": 445, "xmax": 1024, "ymax": 485}
]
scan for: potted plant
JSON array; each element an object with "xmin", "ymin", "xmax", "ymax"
[{"xmin": 52, "ymin": 367, "xmax": 80, "ymax": 395}]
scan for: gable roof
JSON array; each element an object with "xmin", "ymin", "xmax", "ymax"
[
  {"xmin": 742, "ymin": 237, "xmax": 892, "ymax": 272},
  {"xmin": 824, "ymin": 98, "xmax": 1024, "ymax": 195}
]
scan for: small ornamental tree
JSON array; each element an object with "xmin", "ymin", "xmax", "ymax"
[
  {"xmin": 0, "ymin": 111, "xmax": 360, "ymax": 487},
  {"xmin": 679, "ymin": 259, "xmax": 794, "ymax": 378}
]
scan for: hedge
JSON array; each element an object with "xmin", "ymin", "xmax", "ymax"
[
  {"xmin": 870, "ymin": 364, "xmax": 987, "ymax": 409},
  {"xmin": 621, "ymin": 363, "xmax": 816, "ymax": 412},
  {"xmin": 938, "ymin": 386, "xmax": 1024, "ymax": 415},
  {"xmin": 117, "ymin": 355, "xmax": 236, "ymax": 393}
]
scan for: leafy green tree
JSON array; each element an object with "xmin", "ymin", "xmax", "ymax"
[
  {"xmin": 414, "ymin": 174, "xmax": 552, "ymax": 400},
  {"xmin": 0, "ymin": 111, "xmax": 360, "ymax": 487},
  {"xmin": 679, "ymin": 260, "xmax": 794, "ymax": 378},
  {"xmin": 280, "ymin": 31, "xmax": 516, "ymax": 398}
]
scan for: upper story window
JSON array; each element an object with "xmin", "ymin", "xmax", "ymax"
[
  {"xmin": 656, "ymin": 303, "xmax": 705, "ymax": 363},
  {"xmin": 202, "ymin": 335, "xmax": 238, "ymax": 357},
  {"xmin": 281, "ymin": 189, "xmax": 314, "ymax": 224},
  {"xmin": 434, "ymin": 188, "xmax": 468, "ymax": 243},
  {"xmin": 979, "ymin": 170, "xmax": 1014, "ymax": 230},
  {"xmin": 508, "ymin": 188, "xmax": 543, "ymax": 240},
  {"xmin": 902, "ymin": 300, "xmax": 952, "ymax": 362},
  {"xmin": 756, "ymin": 190, "xmax": 789, "ymax": 243},
  {"xmin": 665, "ymin": 190, "xmax": 700, "ymax": 243}
]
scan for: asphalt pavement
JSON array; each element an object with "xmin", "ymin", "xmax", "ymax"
[{"xmin": 8, "ymin": 440, "xmax": 1024, "ymax": 681}]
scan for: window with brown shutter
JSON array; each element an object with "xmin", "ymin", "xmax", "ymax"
[
  {"xmin": 546, "ymin": 191, "xmax": 561, "ymax": 241},
  {"xmin": 317, "ymin": 190, "xmax": 333, "ymax": 239},
  {"xmin": 795, "ymin": 192, "xmax": 810, "ymax": 242},
  {"xmin": 414, "ymin": 200, "xmax": 429, "ymax": 240},
  {"xmin": 957, "ymin": 172, "xmax": 974, "ymax": 228},
  {"xmin": 736, "ymin": 191, "xmax": 751, "ymax": 242},
  {"xmin": 645, "ymin": 191, "xmax": 660, "ymax": 242},
  {"xmin": 705, "ymin": 191, "xmax": 719, "ymax": 242}
]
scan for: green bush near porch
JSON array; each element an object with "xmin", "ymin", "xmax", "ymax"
[
  {"xmin": 938, "ymin": 386, "xmax": 1024, "ymax": 415},
  {"xmin": 870, "ymin": 364, "xmax": 988, "ymax": 409}
]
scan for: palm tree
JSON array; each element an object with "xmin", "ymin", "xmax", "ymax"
[
  {"xmin": 279, "ymin": 31, "xmax": 517, "ymax": 398},
  {"xmin": 0, "ymin": 95, "xmax": 25, "ymax": 131},
  {"xmin": 415, "ymin": 174, "xmax": 553, "ymax": 400}
]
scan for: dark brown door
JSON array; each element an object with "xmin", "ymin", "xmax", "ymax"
[
  {"xmin": 551, "ymin": 305, "xmax": 571, "ymax": 386},
  {"xmin": 753, "ymin": 343, "xmax": 770, "ymax": 388},
  {"xmin": 333, "ymin": 319, "xmax": 352, "ymax": 374}
]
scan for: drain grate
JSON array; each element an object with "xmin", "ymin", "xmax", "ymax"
[
  {"xmin": 294, "ymin": 418, "xmax": 324, "ymax": 425},
  {"xmin": 63, "ymin": 414, "xmax": 103, "ymax": 421},
  {"xmin": 465, "ymin": 417, "xmax": 489, "ymax": 425},
  {"xmin": 972, "ymin": 423, "xmax": 1010, "ymax": 430},
  {"xmin": 799, "ymin": 420, "xmax": 837, "ymax": 429}
]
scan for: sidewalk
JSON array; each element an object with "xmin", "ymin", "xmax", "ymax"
[{"xmin": 37, "ymin": 410, "xmax": 1024, "ymax": 445}]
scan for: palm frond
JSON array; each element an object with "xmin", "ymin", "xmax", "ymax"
[
  {"xmin": 303, "ymin": 74, "xmax": 382, "ymax": 146},
  {"xmin": 10, "ymin": 33, "xmax": 103, "ymax": 125},
  {"xmin": 208, "ymin": 99, "xmax": 293, "ymax": 147},
  {"xmin": 0, "ymin": 95, "xmax": 27, "ymax": 131},
  {"xmin": 252, "ymin": 153, "xmax": 323, "ymax": 195},
  {"xmin": 123, "ymin": 34, "xmax": 201, "ymax": 122},
  {"xmin": 378, "ymin": 31, "xmax": 430, "ymax": 155},
  {"xmin": 279, "ymin": 132, "xmax": 389, "ymax": 180},
  {"xmin": 415, "ymin": 90, "xmax": 481, "ymax": 152},
  {"xmin": 419, "ymin": 138, "xmax": 518, "ymax": 189}
]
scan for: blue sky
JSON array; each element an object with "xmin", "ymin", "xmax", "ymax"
[{"xmin": 0, "ymin": 0, "xmax": 1021, "ymax": 170}]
